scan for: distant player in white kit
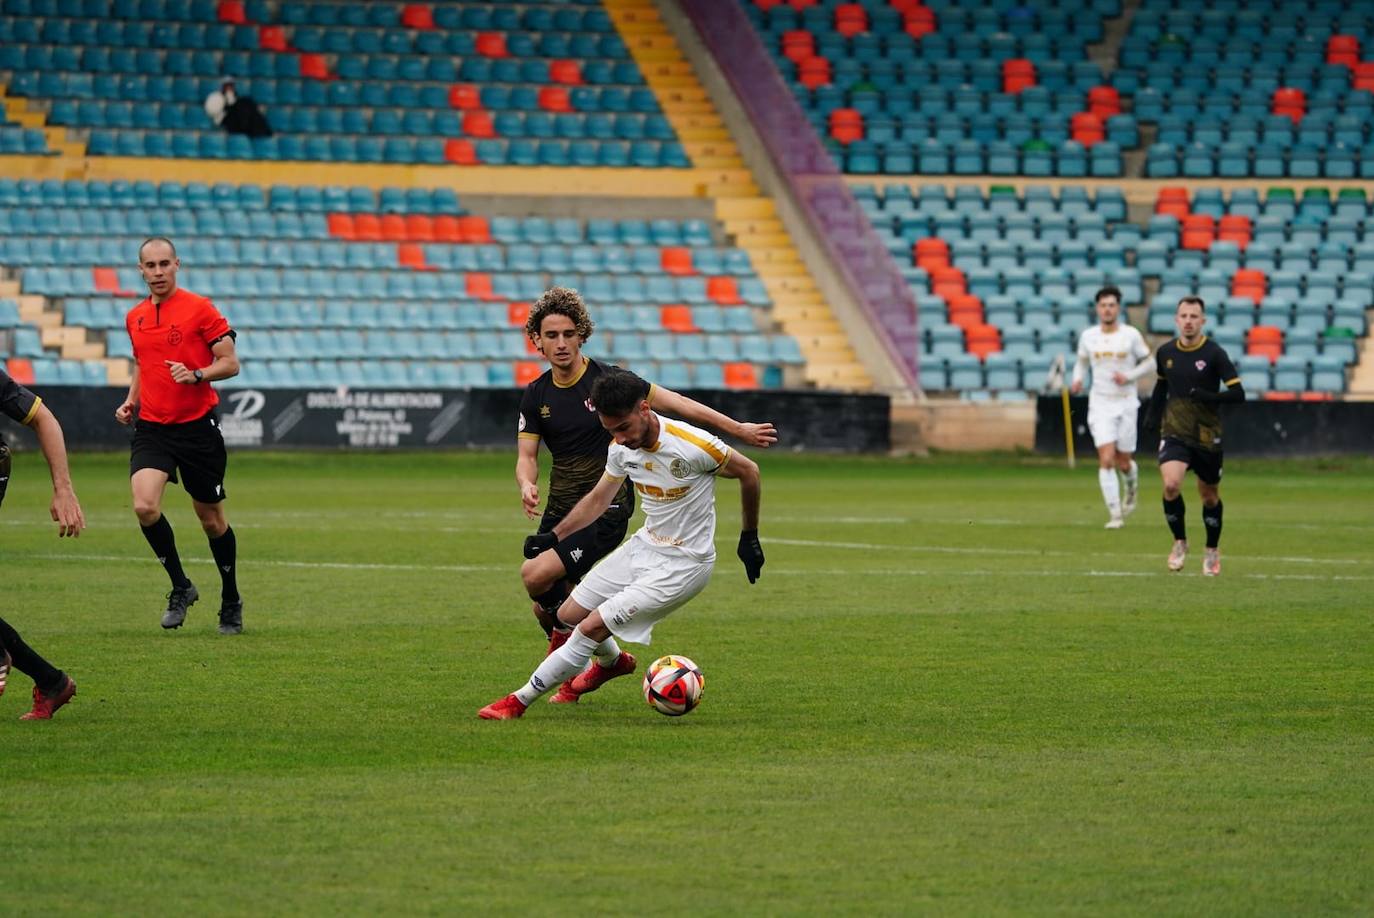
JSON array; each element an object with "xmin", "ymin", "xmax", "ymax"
[
  {"xmin": 479, "ymin": 368, "xmax": 764, "ymax": 720},
  {"xmin": 1071, "ymin": 286, "xmax": 1155, "ymax": 528}
]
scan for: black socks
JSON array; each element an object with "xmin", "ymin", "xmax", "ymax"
[
  {"xmin": 141, "ymin": 514, "xmax": 191, "ymax": 589},
  {"xmin": 0, "ymin": 616, "xmax": 66, "ymax": 695},
  {"xmin": 1162, "ymin": 496, "xmax": 1187, "ymax": 541},
  {"xmin": 1203, "ymin": 501, "xmax": 1223, "ymax": 549},
  {"xmin": 208, "ymin": 526, "xmax": 240, "ymax": 603}
]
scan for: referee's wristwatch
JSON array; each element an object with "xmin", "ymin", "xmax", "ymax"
[{"xmin": 192, "ymin": 369, "xmax": 204, "ymax": 384}]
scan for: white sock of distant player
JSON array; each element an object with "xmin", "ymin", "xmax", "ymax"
[
  {"xmin": 514, "ymin": 630, "xmax": 621, "ymax": 705},
  {"xmin": 1123, "ymin": 460, "xmax": 1138, "ymax": 492},
  {"xmin": 1098, "ymin": 467, "xmax": 1121, "ymax": 517}
]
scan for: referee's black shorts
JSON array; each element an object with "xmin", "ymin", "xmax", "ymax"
[
  {"xmin": 1157, "ymin": 436, "xmax": 1223, "ymax": 485},
  {"xmin": 130, "ymin": 411, "xmax": 228, "ymax": 503}
]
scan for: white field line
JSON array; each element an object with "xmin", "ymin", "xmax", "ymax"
[{"xmin": 18, "ymin": 552, "xmax": 1374, "ymax": 583}]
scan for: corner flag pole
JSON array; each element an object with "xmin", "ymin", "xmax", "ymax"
[{"xmin": 1046, "ymin": 353, "xmax": 1075, "ymax": 469}]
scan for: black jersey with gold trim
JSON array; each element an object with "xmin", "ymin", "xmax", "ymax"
[
  {"xmin": 517, "ymin": 357, "xmax": 636, "ymax": 521},
  {"xmin": 1155, "ymin": 336, "xmax": 1241, "ymax": 451}
]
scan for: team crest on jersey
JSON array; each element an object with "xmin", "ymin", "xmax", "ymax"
[
  {"xmin": 644, "ymin": 461, "xmax": 654, "ymax": 472},
  {"xmin": 167, "ymin": 326, "xmax": 183, "ymax": 345},
  {"xmin": 1165, "ymin": 358, "xmax": 1173, "ymax": 368},
  {"xmin": 670, "ymin": 458, "xmax": 690, "ymax": 479},
  {"xmin": 584, "ymin": 398, "xmax": 595, "ymax": 412},
  {"xmin": 540, "ymin": 405, "xmax": 551, "ymax": 418},
  {"xmin": 518, "ymin": 413, "xmax": 526, "ymax": 432},
  {"xmin": 1195, "ymin": 360, "xmax": 1207, "ymax": 371}
]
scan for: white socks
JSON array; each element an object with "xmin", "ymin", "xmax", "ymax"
[
  {"xmin": 1099, "ymin": 467, "xmax": 1121, "ymax": 517},
  {"xmin": 1124, "ymin": 460, "xmax": 1138, "ymax": 492},
  {"xmin": 514, "ymin": 630, "xmax": 622, "ymax": 706}
]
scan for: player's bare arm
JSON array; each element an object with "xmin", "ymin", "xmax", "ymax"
[
  {"xmin": 27, "ymin": 402, "xmax": 85, "ymax": 537},
  {"xmin": 515, "ymin": 435, "xmax": 541, "ymax": 519},
  {"xmin": 718, "ymin": 450, "xmax": 764, "ymax": 583},
  {"xmin": 651, "ymin": 386, "xmax": 778, "ymax": 449},
  {"xmin": 166, "ymin": 335, "xmax": 239, "ymax": 385},
  {"xmin": 115, "ymin": 364, "xmax": 141, "ymax": 425}
]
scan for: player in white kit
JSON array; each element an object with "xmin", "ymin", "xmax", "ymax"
[
  {"xmin": 1071, "ymin": 286, "xmax": 1155, "ymax": 528},
  {"xmin": 479, "ymin": 368, "xmax": 764, "ymax": 720}
]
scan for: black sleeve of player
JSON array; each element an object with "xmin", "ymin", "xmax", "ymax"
[{"xmin": 1143, "ymin": 377, "xmax": 1168, "ymax": 431}]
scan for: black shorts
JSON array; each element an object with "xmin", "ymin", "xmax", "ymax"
[
  {"xmin": 536, "ymin": 510, "xmax": 628, "ymax": 582},
  {"xmin": 1157, "ymin": 437, "xmax": 1223, "ymax": 485},
  {"xmin": 131, "ymin": 411, "xmax": 228, "ymax": 503}
]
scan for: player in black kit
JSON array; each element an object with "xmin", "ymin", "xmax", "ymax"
[
  {"xmin": 1142, "ymin": 296, "xmax": 1244, "ymax": 576},
  {"xmin": 516, "ymin": 287, "xmax": 776, "ymax": 654}
]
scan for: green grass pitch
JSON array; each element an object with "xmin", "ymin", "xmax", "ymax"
[{"xmin": 3, "ymin": 449, "xmax": 1371, "ymax": 914}]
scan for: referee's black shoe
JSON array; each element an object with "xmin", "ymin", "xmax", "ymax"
[
  {"xmin": 218, "ymin": 600, "xmax": 243, "ymax": 636},
  {"xmin": 161, "ymin": 583, "xmax": 198, "ymax": 629}
]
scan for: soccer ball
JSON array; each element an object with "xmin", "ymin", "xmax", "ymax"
[{"xmin": 642, "ymin": 655, "xmax": 704, "ymax": 717}]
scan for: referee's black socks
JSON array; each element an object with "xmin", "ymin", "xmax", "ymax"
[
  {"xmin": 1203, "ymin": 501, "xmax": 1223, "ymax": 549},
  {"xmin": 141, "ymin": 514, "xmax": 191, "ymax": 589},
  {"xmin": 1162, "ymin": 496, "xmax": 1187, "ymax": 541},
  {"xmin": 208, "ymin": 526, "xmax": 240, "ymax": 603}
]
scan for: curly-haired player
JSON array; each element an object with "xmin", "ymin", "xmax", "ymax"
[{"xmin": 515, "ymin": 287, "xmax": 775, "ymax": 657}]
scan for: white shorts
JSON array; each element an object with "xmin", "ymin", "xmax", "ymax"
[
  {"xmin": 1087, "ymin": 398, "xmax": 1139, "ymax": 452},
  {"xmin": 570, "ymin": 536, "xmax": 713, "ymax": 645}
]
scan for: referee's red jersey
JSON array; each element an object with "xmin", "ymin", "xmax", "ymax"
[{"xmin": 125, "ymin": 287, "xmax": 233, "ymax": 424}]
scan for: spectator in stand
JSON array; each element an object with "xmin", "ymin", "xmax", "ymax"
[{"xmin": 204, "ymin": 76, "xmax": 272, "ymax": 138}]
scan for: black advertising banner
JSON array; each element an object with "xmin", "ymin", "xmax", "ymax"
[{"xmin": 0, "ymin": 387, "xmax": 891, "ymax": 453}]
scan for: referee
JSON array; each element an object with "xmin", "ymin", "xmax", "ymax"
[
  {"xmin": 115, "ymin": 237, "xmax": 245, "ymax": 634},
  {"xmin": 1, "ymin": 366, "xmax": 84, "ymax": 719}
]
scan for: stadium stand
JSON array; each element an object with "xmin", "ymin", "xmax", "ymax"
[{"xmin": 0, "ymin": 178, "xmax": 805, "ymax": 389}]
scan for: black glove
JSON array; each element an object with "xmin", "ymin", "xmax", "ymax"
[
  {"xmin": 737, "ymin": 529, "xmax": 764, "ymax": 584},
  {"xmin": 523, "ymin": 531, "xmax": 558, "ymax": 560},
  {"xmin": 1188, "ymin": 387, "xmax": 1217, "ymax": 403}
]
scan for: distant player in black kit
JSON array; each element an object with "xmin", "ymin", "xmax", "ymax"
[
  {"xmin": 1143, "ymin": 296, "xmax": 1244, "ymax": 575},
  {"xmin": 516, "ymin": 287, "xmax": 776, "ymax": 656}
]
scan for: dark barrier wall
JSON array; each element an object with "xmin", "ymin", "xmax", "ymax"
[
  {"xmin": 1036, "ymin": 395, "xmax": 1374, "ymax": 457},
  {"xmin": 0, "ymin": 387, "xmax": 890, "ymax": 453}
]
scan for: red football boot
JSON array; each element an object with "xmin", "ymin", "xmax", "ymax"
[
  {"xmin": 477, "ymin": 693, "xmax": 528, "ymax": 720},
  {"xmin": 567, "ymin": 652, "xmax": 637, "ymax": 697},
  {"xmin": 546, "ymin": 627, "xmax": 572, "ymax": 658},
  {"xmin": 20, "ymin": 675, "xmax": 76, "ymax": 721}
]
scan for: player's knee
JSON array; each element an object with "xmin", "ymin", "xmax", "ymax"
[
  {"xmin": 520, "ymin": 559, "xmax": 551, "ymax": 596},
  {"xmin": 132, "ymin": 499, "xmax": 161, "ymax": 525},
  {"xmin": 194, "ymin": 507, "xmax": 226, "ymax": 535},
  {"xmin": 1162, "ymin": 481, "xmax": 1182, "ymax": 499}
]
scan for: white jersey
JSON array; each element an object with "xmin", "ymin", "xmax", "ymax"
[
  {"xmin": 1074, "ymin": 324, "xmax": 1152, "ymax": 401},
  {"xmin": 604, "ymin": 413, "xmax": 731, "ymax": 563}
]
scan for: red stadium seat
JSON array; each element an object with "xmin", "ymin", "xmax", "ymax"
[
  {"xmin": 1088, "ymin": 85, "xmax": 1121, "ymax": 116},
  {"xmin": 965, "ymin": 323, "xmax": 1001, "ymax": 359},
  {"xmin": 1327, "ymin": 35, "xmax": 1360, "ymax": 68},
  {"xmin": 835, "ymin": 3, "xmax": 867, "ymax": 37},
  {"xmin": 259, "ymin": 26, "xmax": 287, "ymax": 51},
  {"xmin": 548, "ymin": 59, "xmax": 583, "ymax": 85},
  {"xmin": 660, "ymin": 305, "xmax": 697, "ymax": 332},
  {"xmin": 5, "ymin": 358, "xmax": 35, "ymax": 385},
  {"xmin": 444, "ymin": 139, "xmax": 477, "ymax": 165},
  {"xmin": 1218, "ymin": 214, "xmax": 1252, "ymax": 248},
  {"xmin": 433, "ymin": 215, "xmax": 462, "ymax": 242},
  {"xmin": 1002, "ymin": 58, "xmax": 1035, "ymax": 95},
  {"xmin": 913, "ymin": 236, "xmax": 949, "ymax": 268},
  {"xmin": 298, "ymin": 54, "xmax": 329, "ymax": 79},
  {"xmin": 353, "ymin": 214, "xmax": 382, "ymax": 241},
  {"xmin": 462, "ymin": 110, "xmax": 495, "ymax": 138},
  {"xmin": 466, "ymin": 272, "xmax": 497, "ymax": 300},
  {"xmin": 379, "ymin": 214, "xmax": 407, "ymax": 241},
  {"xmin": 660, "ymin": 247, "xmax": 694, "ymax": 275},
  {"xmin": 1231, "ymin": 268, "xmax": 1266, "ymax": 304},
  {"xmin": 1071, "ymin": 112, "xmax": 1104, "ymax": 146},
  {"xmin": 397, "ymin": 243, "xmax": 429, "ymax": 270},
  {"xmin": 1180, "ymin": 213, "xmax": 1215, "ymax": 250},
  {"xmin": 1247, "ymin": 325, "xmax": 1284, "ymax": 363},
  {"xmin": 457, "ymin": 215, "xmax": 490, "ymax": 243},
  {"xmin": 707, "ymin": 276, "xmax": 742, "ymax": 305},
  {"xmin": 781, "ymin": 30, "xmax": 814, "ymax": 63},
  {"xmin": 327, "ymin": 213, "xmax": 355, "ymax": 239},
  {"xmin": 1271, "ymin": 87, "xmax": 1306, "ymax": 122},
  {"xmin": 947, "ymin": 294, "xmax": 983, "ymax": 328},
  {"xmin": 515, "ymin": 362, "xmax": 543, "ymax": 387},
  {"xmin": 537, "ymin": 86, "xmax": 572, "ymax": 112},
  {"xmin": 93, "ymin": 267, "xmax": 121, "ymax": 292},
  {"xmin": 404, "ymin": 215, "xmax": 435, "ymax": 242},
  {"xmin": 508, "ymin": 302, "xmax": 531, "ymax": 327},
  {"xmin": 401, "ymin": 4, "xmax": 435, "ymax": 30},
  {"xmin": 798, "ymin": 56, "xmax": 831, "ymax": 89},
  {"xmin": 475, "ymin": 32, "xmax": 508, "ymax": 58},
  {"xmin": 448, "ymin": 84, "xmax": 482, "ymax": 110},
  {"xmin": 1263, "ymin": 391, "xmax": 1297, "ymax": 401},
  {"xmin": 216, "ymin": 0, "xmax": 245, "ymax": 24},
  {"xmin": 723, "ymin": 362, "xmax": 759, "ymax": 389}
]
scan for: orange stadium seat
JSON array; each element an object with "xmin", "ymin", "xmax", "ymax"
[
  {"xmin": 466, "ymin": 272, "xmax": 496, "ymax": 300},
  {"xmin": 660, "ymin": 247, "xmax": 694, "ymax": 275},
  {"xmin": 462, "ymin": 111, "xmax": 495, "ymax": 138},
  {"xmin": 353, "ymin": 214, "xmax": 383, "ymax": 241},
  {"xmin": 508, "ymin": 302, "xmax": 531, "ymax": 327},
  {"xmin": 457, "ymin": 215, "xmax": 490, "ymax": 243},
  {"xmin": 1247, "ymin": 325, "xmax": 1284, "ymax": 363},
  {"xmin": 397, "ymin": 243, "xmax": 430, "ymax": 270},
  {"xmin": 217, "ymin": 0, "xmax": 245, "ymax": 24},
  {"xmin": 707, "ymin": 276, "xmax": 742, "ymax": 305},
  {"xmin": 1218, "ymin": 214, "xmax": 1251, "ymax": 247},
  {"xmin": 548, "ymin": 59, "xmax": 583, "ymax": 85},
  {"xmin": 538, "ymin": 86, "xmax": 572, "ymax": 112},
  {"xmin": 448, "ymin": 84, "xmax": 482, "ymax": 110},
  {"xmin": 445, "ymin": 139, "xmax": 477, "ymax": 165},
  {"xmin": 401, "ymin": 4, "xmax": 435, "ymax": 30},
  {"xmin": 327, "ymin": 213, "xmax": 355, "ymax": 239},
  {"xmin": 405, "ymin": 215, "xmax": 435, "ymax": 242},
  {"xmin": 835, "ymin": 4, "xmax": 868, "ymax": 37},
  {"xmin": 965, "ymin": 323, "xmax": 1002, "ymax": 360},
  {"xmin": 723, "ymin": 362, "xmax": 759, "ymax": 389},
  {"xmin": 1232, "ymin": 268, "xmax": 1266, "ymax": 303},
  {"xmin": 947, "ymin": 293, "xmax": 983, "ymax": 328},
  {"xmin": 380, "ymin": 214, "xmax": 407, "ymax": 241},
  {"xmin": 661, "ymin": 305, "xmax": 697, "ymax": 332},
  {"xmin": 798, "ymin": 57, "xmax": 831, "ymax": 89},
  {"xmin": 5, "ymin": 358, "xmax": 35, "ymax": 385},
  {"xmin": 475, "ymin": 32, "xmax": 508, "ymax": 58},
  {"xmin": 259, "ymin": 26, "xmax": 288, "ymax": 52},
  {"xmin": 93, "ymin": 267, "xmax": 121, "ymax": 292},
  {"xmin": 298, "ymin": 54, "xmax": 329, "ymax": 79},
  {"xmin": 782, "ymin": 30, "xmax": 814, "ymax": 64},
  {"xmin": 515, "ymin": 362, "xmax": 543, "ymax": 386},
  {"xmin": 1180, "ymin": 213, "xmax": 1215, "ymax": 250},
  {"xmin": 1088, "ymin": 85, "xmax": 1121, "ymax": 117},
  {"xmin": 433, "ymin": 215, "xmax": 462, "ymax": 242}
]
